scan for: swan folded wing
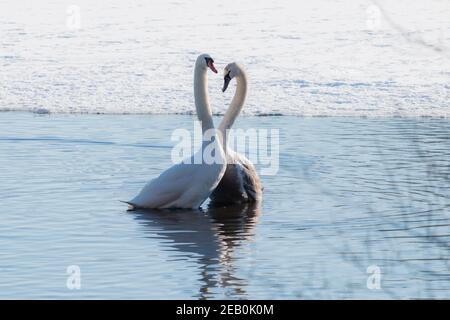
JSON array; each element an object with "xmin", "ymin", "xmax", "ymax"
[
  {"xmin": 129, "ymin": 162, "xmax": 198, "ymax": 208},
  {"xmin": 238, "ymin": 157, "xmax": 263, "ymax": 202}
]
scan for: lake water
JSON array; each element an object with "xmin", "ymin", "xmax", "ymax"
[{"xmin": 0, "ymin": 113, "xmax": 449, "ymax": 299}]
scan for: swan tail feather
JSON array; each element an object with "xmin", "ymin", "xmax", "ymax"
[{"xmin": 119, "ymin": 200, "xmax": 136, "ymax": 211}]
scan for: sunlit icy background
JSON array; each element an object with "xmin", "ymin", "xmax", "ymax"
[{"xmin": 0, "ymin": 0, "xmax": 449, "ymax": 116}]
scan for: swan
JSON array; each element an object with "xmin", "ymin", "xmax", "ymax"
[
  {"xmin": 126, "ymin": 54, "xmax": 226, "ymax": 209},
  {"xmin": 209, "ymin": 63, "xmax": 263, "ymax": 205}
]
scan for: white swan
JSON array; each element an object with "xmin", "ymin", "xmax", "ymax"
[
  {"xmin": 126, "ymin": 54, "xmax": 226, "ymax": 209},
  {"xmin": 209, "ymin": 63, "xmax": 263, "ymax": 205}
]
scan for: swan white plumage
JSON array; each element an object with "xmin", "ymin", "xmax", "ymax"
[
  {"xmin": 126, "ymin": 54, "xmax": 226, "ymax": 209},
  {"xmin": 209, "ymin": 63, "xmax": 263, "ymax": 205}
]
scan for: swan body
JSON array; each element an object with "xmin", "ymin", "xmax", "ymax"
[
  {"xmin": 210, "ymin": 149, "xmax": 262, "ymax": 205},
  {"xmin": 128, "ymin": 150, "xmax": 225, "ymax": 209},
  {"xmin": 209, "ymin": 63, "xmax": 262, "ymax": 206},
  {"xmin": 127, "ymin": 54, "xmax": 226, "ymax": 209}
]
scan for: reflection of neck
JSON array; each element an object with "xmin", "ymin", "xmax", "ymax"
[
  {"xmin": 194, "ymin": 66, "xmax": 214, "ymax": 134},
  {"xmin": 218, "ymin": 70, "xmax": 247, "ymax": 148}
]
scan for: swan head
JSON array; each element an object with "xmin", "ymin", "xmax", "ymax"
[
  {"xmin": 222, "ymin": 62, "xmax": 242, "ymax": 92},
  {"xmin": 196, "ymin": 53, "xmax": 218, "ymax": 73}
]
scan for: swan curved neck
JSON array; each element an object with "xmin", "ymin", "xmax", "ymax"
[
  {"xmin": 219, "ymin": 70, "xmax": 247, "ymax": 140},
  {"xmin": 194, "ymin": 66, "xmax": 214, "ymax": 133}
]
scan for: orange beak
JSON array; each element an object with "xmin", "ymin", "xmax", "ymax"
[{"xmin": 207, "ymin": 60, "xmax": 218, "ymax": 73}]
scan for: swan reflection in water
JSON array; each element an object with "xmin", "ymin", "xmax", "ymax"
[{"xmin": 131, "ymin": 202, "xmax": 261, "ymax": 299}]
